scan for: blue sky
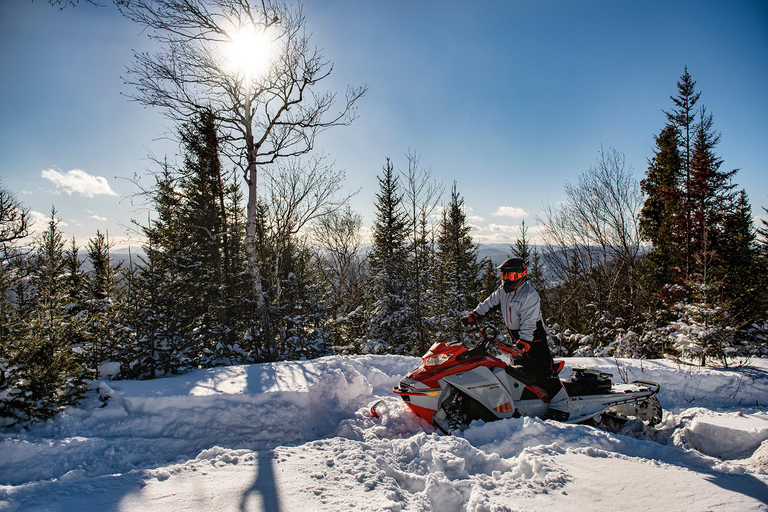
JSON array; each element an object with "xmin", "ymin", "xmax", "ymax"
[{"xmin": 1, "ymin": 0, "xmax": 767, "ymax": 249}]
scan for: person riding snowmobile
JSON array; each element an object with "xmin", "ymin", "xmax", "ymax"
[
  {"xmin": 461, "ymin": 257, "xmax": 569, "ymax": 421},
  {"xmin": 461, "ymin": 257, "xmax": 554, "ymax": 383}
]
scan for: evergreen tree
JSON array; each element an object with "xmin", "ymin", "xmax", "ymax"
[
  {"xmin": 718, "ymin": 189, "xmax": 759, "ymax": 325},
  {"xmin": 640, "ymin": 124, "xmax": 684, "ymax": 288},
  {"xmin": 81, "ymin": 230, "xmax": 128, "ymax": 378},
  {"xmin": 2, "ymin": 209, "xmax": 86, "ymax": 424},
  {"xmin": 135, "ymin": 165, "xmax": 193, "ymax": 376},
  {"xmin": 664, "ymin": 66, "xmax": 701, "ymax": 278},
  {"xmin": 366, "ymin": 158, "xmax": 411, "ymax": 353},
  {"xmin": 177, "ymin": 110, "xmax": 246, "ymax": 364},
  {"xmin": 61, "ymin": 237, "xmax": 88, "ymax": 365},
  {"xmin": 687, "ymin": 108, "xmax": 737, "ymax": 269},
  {"xmin": 436, "ymin": 183, "xmax": 481, "ymax": 338},
  {"xmin": 511, "ymin": 220, "xmax": 545, "ymax": 291},
  {"xmin": 480, "ymin": 259, "xmax": 498, "ymax": 299}
]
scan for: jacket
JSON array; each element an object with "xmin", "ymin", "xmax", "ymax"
[{"xmin": 472, "ymin": 281, "xmax": 543, "ymax": 342}]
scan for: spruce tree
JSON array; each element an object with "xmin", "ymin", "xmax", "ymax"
[
  {"xmin": 480, "ymin": 259, "xmax": 498, "ymax": 299},
  {"xmin": 664, "ymin": 66, "xmax": 701, "ymax": 278},
  {"xmin": 178, "ymin": 110, "xmax": 242, "ymax": 364},
  {"xmin": 82, "ymin": 230, "xmax": 128, "ymax": 378},
  {"xmin": 436, "ymin": 183, "xmax": 481, "ymax": 338},
  {"xmin": 136, "ymin": 165, "xmax": 192, "ymax": 375},
  {"xmin": 640, "ymin": 124, "xmax": 684, "ymax": 288},
  {"xmin": 367, "ymin": 159, "xmax": 411, "ymax": 353},
  {"xmin": 4, "ymin": 209, "xmax": 86, "ymax": 424}
]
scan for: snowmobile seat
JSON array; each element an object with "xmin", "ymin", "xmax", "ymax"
[
  {"xmin": 504, "ymin": 365, "xmax": 538, "ymax": 386},
  {"xmin": 541, "ymin": 377, "xmax": 565, "ymax": 399}
]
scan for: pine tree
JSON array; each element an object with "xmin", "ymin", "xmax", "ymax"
[
  {"xmin": 4, "ymin": 209, "xmax": 86, "ymax": 424},
  {"xmin": 436, "ymin": 183, "xmax": 481, "ymax": 339},
  {"xmin": 367, "ymin": 158, "xmax": 411, "ymax": 353},
  {"xmin": 640, "ymin": 124, "xmax": 684, "ymax": 288},
  {"xmin": 664, "ymin": 67, "xmax": 701, "ymax": 278},
  {"xmin": 82, "ymin": 230, "xmax": 128, "ymax": 379}
]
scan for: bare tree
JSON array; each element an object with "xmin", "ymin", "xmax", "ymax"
[
  {"xmin": 538, "ymin": 147, "xmax": 644, "ymax": 332},
  {"xmin": 119, "ymin": 0, "xmax": 366, "ymax": 326},
  {"xmin": 260, "ymin": 155, "xmax": 354, "ymax": 302},
  {"xmin": 0, "ymin": 182, "xmax": 32, "ymax": 255},
  {"xmin": 310, "ymin": 206, "xmax": 365, "ymax": 314},
  {"xmin": 401, "ymin": 151, "xmax": 443, "ymax": 351}
]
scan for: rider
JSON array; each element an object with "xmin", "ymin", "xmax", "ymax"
[
  {"xmin": 461, "ymin": 257, "xmax": 569, "ymax": 421},
  {"xmin": 461, "ymin": 257, "xmax": 554, "ymax": 382}
]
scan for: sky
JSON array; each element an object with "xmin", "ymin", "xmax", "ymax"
[{"xmin": 1, "ymin": 0, "xmax": 767, "ymax": 250}]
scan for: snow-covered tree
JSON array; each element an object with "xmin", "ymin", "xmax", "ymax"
[
  {"xmin": 366, "ymin": 159, "xmax": 412, "ymax": 353},
  {"xmin": 435, "ymin": 182, "xmax": 481, "ymax": 340}
]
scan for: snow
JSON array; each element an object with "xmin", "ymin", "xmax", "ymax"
[{"xmin": 1, "ymin": 356, "xmax": 767, "ymax": 511}]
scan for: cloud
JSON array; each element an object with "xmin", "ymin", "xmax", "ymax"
[
  {"xmin": 470, "ymin": 222, "xmax": 548, "ymax": 245},
  {"xmin": 464, "ymin": 205, "xmax": 484, "ymax": 223},
  {"xmin": 89, "ymin": 214, "xmax": 108, "ymax": 222},
  {"xmin": 487, "ymin": 223, "xmax": 520, "ymax": 234},
  {"xmin": 29, "ymin": 210, "xmax": 69, "ymax": 233},
  {"xmin": 41, "ymin": 169, "xmax": 117, "ymax": 198},
  {"xmin": 492, "ymin": 206, "xmax": 529, "ymax": 218}
]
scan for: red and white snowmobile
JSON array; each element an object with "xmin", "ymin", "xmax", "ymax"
[{"xmin": 384, "ymin": 325, "xmax": 662, "ymax": 434}]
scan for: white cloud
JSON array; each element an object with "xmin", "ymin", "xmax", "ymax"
[
  {"xmin": 463, "ymin": 205, "xmax": 484, "ymax": 223},
  {"xmin": 29, "ymin": 210, "xmax": 69, "ymax": 234},
  {"xmin": 470, "ymin": 222, "xmax": 548, "ymax": 245},
  {"xmin": 89, "ymin": 214, "xmax": 108, "ymax": 222},
  {"xmin": 492, "ymin": 206, "xmax": 529, "ymax": 218},
  {"xmin": 41, "ymin": 169, "xmax": 117, "ymax": 198},
  {"xmin": 488, "ymin": 223, "xmax": 520, "ymax": 234}
]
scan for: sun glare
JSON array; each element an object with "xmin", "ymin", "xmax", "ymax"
[{"xmin": 224, "ymin": 23, "xmax": 274, "ymax": 78}]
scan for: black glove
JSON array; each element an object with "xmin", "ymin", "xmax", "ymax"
[
  {"xmin": 515, "ymin": 340, "xmax": 532, "ymax": 354},
  {"xmin": 460, "ymin": 311, "xmax": 479, "ymax": 327}
]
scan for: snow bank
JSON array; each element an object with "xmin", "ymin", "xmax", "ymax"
[{"xmin": 1, "ymin": 356, "xmax": 767, "ymax": 511}]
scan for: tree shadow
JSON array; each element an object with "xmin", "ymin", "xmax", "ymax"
[
  {"xmin": 239, "ymin": 450, "xmax": 281, "ymax": 512},
  {"xmin": 703, "ymin": 471, "xmax": 768, "ymax": 505}
]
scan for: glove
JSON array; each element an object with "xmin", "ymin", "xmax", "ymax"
[
  {"xmin": 500, "ymin": 340, "xmax": 526, "ymax": 358},
  {"xmin": 515, "ymin": 340, "xmax": 532, "ymax": 354},
  {"xmin": 460, "ymin": 311, "xmax": 479, "ymax": 327}
]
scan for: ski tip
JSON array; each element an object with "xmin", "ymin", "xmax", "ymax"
[{"xmin": 369, "ymin": 400, "xmax": 387, "ymax": 419}]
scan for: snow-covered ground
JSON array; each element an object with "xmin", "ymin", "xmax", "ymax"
[{"xmin": 1, "ymin": 355, "xmax": 767, "ymax": 511}]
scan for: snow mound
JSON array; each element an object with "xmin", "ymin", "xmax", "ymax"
[{"xmin": 682, "ymin": 412, "xmax": 768, "ymax": 460}]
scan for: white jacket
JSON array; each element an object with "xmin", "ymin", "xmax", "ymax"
[{"xmin": 472, "ymin": 281, "xmax": 543, "ymax": 341}]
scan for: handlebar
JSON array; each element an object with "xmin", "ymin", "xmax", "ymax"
[{"xmin": 465, "ymin": 323, "xmax": 524, "ymax": 359}]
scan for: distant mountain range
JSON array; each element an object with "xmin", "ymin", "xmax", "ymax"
[{"xmin": 81, "ymin": 243, "xmax": 523, "ymax": 271}]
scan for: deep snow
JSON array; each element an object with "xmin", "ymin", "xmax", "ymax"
[{"xmin": 1, "ymin": 355, "xmax": 767, "ymax": 511}]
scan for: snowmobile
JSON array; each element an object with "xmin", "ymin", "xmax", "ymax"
[{"xmin": 382, "ymin": 324, "xmax": 662, "ymax": 434}]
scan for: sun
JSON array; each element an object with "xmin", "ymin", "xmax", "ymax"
[{"xmin": 224, "ymin": 23, "xmax": 274, "ymax": 79}]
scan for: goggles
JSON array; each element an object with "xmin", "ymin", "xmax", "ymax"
[{"xmin": 500, "ymin": 270, "xmax": 526, "ymax": 281}]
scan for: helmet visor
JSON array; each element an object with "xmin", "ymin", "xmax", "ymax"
[{"xmin": 500, "ymin": 270, "xmax": 525, "ymax": 282}]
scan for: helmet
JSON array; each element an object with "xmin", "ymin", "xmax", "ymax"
[{"xmin": 498, "ymin": 257, "xmax": 527, "ymax": 292}]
